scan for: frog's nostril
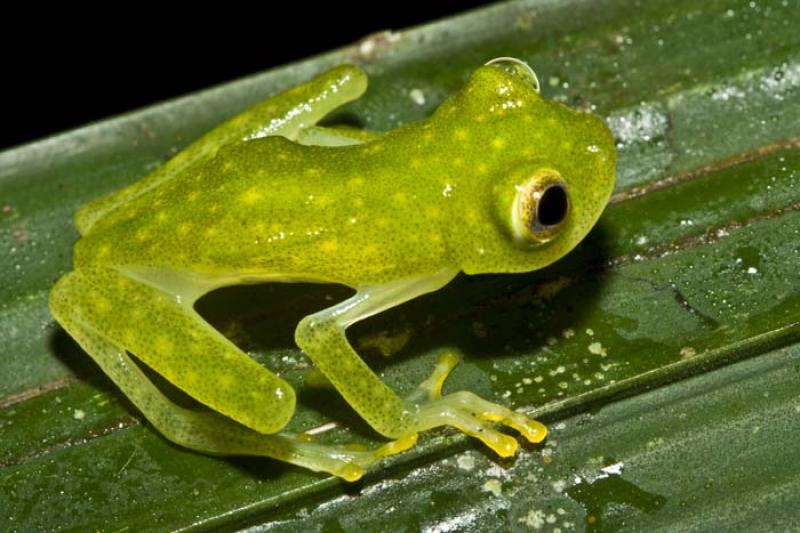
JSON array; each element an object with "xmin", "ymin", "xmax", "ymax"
[{"xmin": 536, "ymin": 184, "xmax": 568, "ymax": 227}]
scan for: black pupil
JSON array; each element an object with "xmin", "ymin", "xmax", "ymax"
[{"xmin": 537, "ymin": 185, "xmax": 568, "ymax": 226}]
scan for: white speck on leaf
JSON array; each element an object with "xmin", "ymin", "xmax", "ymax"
[
  {"xmin": 409, "ymin": 88, "xmax": 426, "ymax": 106},
  {"xmin": 588, "ymin": 342, "xmax": 607, "ymax": 357},
  {"xmin": 456, "ymin": 453, "xmax": 475, "ymax": 471},
  {"xmin": 482, "ymin": 478, "xmax": 503, "ymax": 497},
  {"xmin": 520, "ymin": 509, "xmax": 546, "ymax": 529}
]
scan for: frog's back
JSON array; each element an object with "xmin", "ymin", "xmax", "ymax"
[{"xmin": 75, "ymin": 134, "xmax": 451, "ymax": 286}]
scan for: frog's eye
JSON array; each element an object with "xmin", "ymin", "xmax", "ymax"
[
  {"xmin": 512, "ymin": 170, "xmax": 570, "ymax": 244},
  {"xmin": 485, "ymin": 57, "xmax": 540, "ymax": 93}
]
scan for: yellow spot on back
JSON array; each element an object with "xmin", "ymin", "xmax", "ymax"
[
  {"xmin": 347, "ymin": 177, "xmax": 365, "ymax": 188},
  {"xmin": 477, "ymin": 163, "xmax": 488, "ymax": 174},
  {"xmin": 410, "ymin": 158, "xmax": 422, "ymax": 169},
  {"xmin": 492, "ymin": 137, "xmax": 507, "ymax": 149},
  {"xmin": 393, "ymin": 192, "xmax": 407, "ymax": 204},
  {"xmin": 454, "ymin": 128, "xmax": 468, "ymax": 140},
  {"xmin": 178, "ymin": 223, "xmax": 193, "ymax": 236},
  {"xmin": 156, "ymin": 212, "xmax": 168, "ymax": 223},
  {"xmin": 94, "ymin": 296, "xmax": 111, "ymax": 313},
  {"xmin": 242, "ymin": 188, "xmax": 263, "ymax": 205},
  {"xmin": 320, "ymin": 240, "xmax": 339, "ymax": 253},
  {"xmin": 154, "ymin": 336, "xmax": 174, "ymax": 356}
]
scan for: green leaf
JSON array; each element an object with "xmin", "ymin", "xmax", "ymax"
[{"xmin": 2, "ymin": 0, "xmax": 799, "ymax": 530}]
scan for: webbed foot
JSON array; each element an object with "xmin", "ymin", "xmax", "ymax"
[
  {"xmin": 287, "ymin": 432, "xmax": 418, "ymax": 481},
  {"xmin": 405, "ymin": 352, "xmax": 547, "ymax": 457}
]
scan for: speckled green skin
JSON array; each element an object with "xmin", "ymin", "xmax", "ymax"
[{"xmin": 49, "ymin": 62, "xmax": 615, "ymax": 480}]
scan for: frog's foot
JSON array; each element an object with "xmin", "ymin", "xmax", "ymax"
[
  {"xmin": 285, "ymin": 431, "xmax": 419, "ymax": 481},
  {"xmin": 406, "ymin": 352, "xmax": 547, "ymax": 457}
]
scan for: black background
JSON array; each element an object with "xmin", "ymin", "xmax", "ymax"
[{"xmin": 2, "ymin": 2, "xmax": 491, "ymax": 150}]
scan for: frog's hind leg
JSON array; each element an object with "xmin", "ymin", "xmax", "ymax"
[
  {"xmin": 50, "ymin": 266, "xmax": 296, "ymax": 434},
  {"xmin": 77, "ymin": 64, "xmax": 368, "ymax": 234},
  {"xmin": 296, "ymin": 125, "xmax": 383, "ymax": 147},
  {"xmin": 49, "ymin": 268, "xmax": 410, "ymax": 481}
]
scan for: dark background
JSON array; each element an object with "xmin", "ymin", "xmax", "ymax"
[{"xmin": 2, "ymin": 2, "xmax": 492, "ymax": 151}]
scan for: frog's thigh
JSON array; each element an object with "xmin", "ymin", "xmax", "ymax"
[
  {"xmin": 49, "ymin": 267, "xmax": 294, "ymax": 434},
  {"xmin": 294, "ymin": 270, "xmax": 458, "ymax": 438},
  {"xmin": 77, "ymin": 65, "xmax": 368, "ymax": 235},
  {"xmin": 50, "ymin": 275, "xmax": 401, "ymax": 481}
]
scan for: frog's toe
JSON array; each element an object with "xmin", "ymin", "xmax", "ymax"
[
  {"xmin": 406, "ymin": 351, "xmax": 461, "ymax": 403},
  {"xmin": 407, "ymin": 352, "xmax": 547, "ymax": 456},
  {"xmin": 414, "ymin": 391, "xmax": 547, "ymax": 456},
  {"xmin": 285, "ymin": 432, "xmax": 418, "ymax": 481},
  {"xmin": 374, "ymin": 432, "xmax": 418, "ymax": 458}
]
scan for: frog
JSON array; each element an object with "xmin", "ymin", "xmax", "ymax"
[{"xmin": 49, "ymin": 57, "xmax": 616, "ymax": 481}]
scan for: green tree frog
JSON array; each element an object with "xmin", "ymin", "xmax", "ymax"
[{"xmin": 49, "ymin": 58, "xmax": 615, "ymax": 481}]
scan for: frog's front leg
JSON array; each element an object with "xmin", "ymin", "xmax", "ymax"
[{"xmin": 295, "ymin": 271, "xmax": 548, "ymax": 458}]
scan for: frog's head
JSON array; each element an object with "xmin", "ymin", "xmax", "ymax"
[{"xmin": 436, "ymin": 58, "xmax": 616, "ymax": 275}]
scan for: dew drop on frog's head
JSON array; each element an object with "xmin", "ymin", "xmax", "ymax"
[{"xmin": 485, "ymin": 57, "xmax": 540, "ymax": 93}]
